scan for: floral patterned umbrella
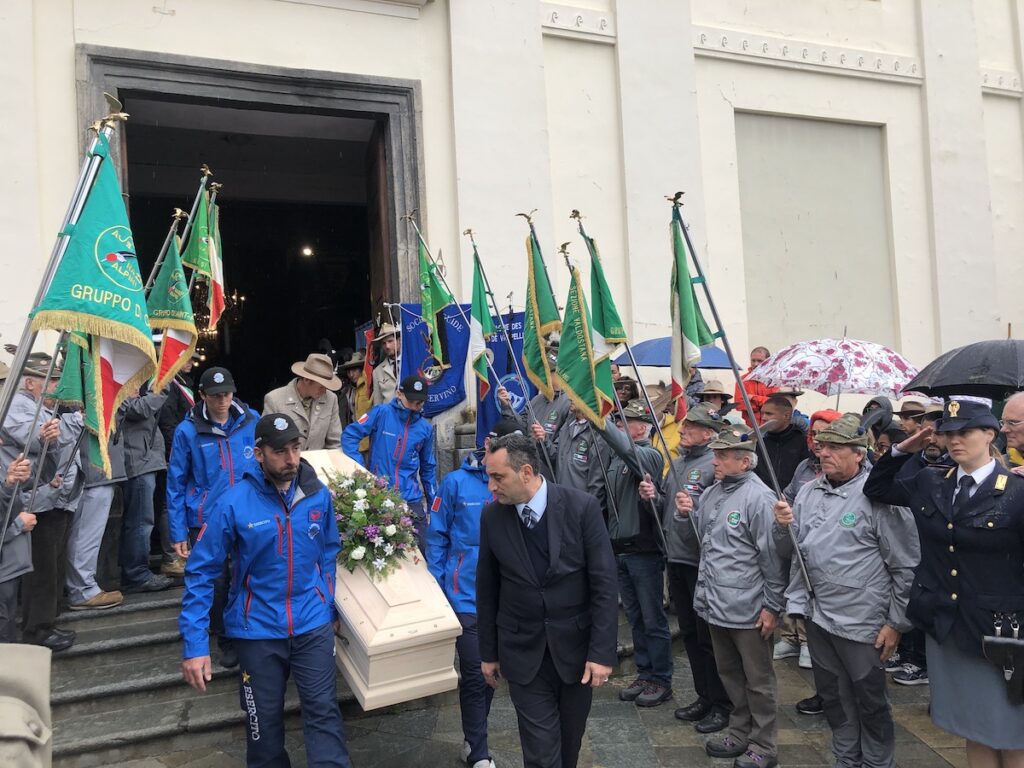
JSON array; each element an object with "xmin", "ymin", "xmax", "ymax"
[{"xmin": 745, "ymin": 338, "xmax": 918, "ymax": 399}]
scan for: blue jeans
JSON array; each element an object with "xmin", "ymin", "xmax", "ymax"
[
  {"xmin": 617, "ymin": 552, "xmax": 673, "ymax": 687},
  {"xmin": 121, "ymin": 471, "xmax": 158, "ymax": 587},
  {"xmin": 234, "ymin": 622, "xmax": 351, "ymax": 768},
  {"xmin": 456, "ymin": 612, "xmax": 494, "ymax": 763}
]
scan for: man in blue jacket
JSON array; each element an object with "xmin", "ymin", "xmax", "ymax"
[
  {"xmin": 341, "ymin": 374, "xmax": 437, "ymax": 549},
  {"xmin": 168, "ymin": 366, "xmax": 259, "ymax": 667},
  {"xmin": 427, "ymin": 418, "xmax": 522, "ymax": 768},
  {"xmin": 180, "ymin": 413, "xmax": 351, "ymax": 768}
]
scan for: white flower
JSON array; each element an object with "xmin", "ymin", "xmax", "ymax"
[
  {"xmin": 373, "ymin": 558, "xmax": 386, "ymax": 571},
  {"xmin": 352, "ymin": 499, "xmax": 367, "ymax": 512},
  {"xmin": 355, "ymin": 488, "xmax": 367, "ymax": 499},
  {"xmin": 350, "ymin": 546, "xmax": 366, "ymax": 561},
  {"xmin": 373, "ymin": 536, "xmax": 385, "ymax": 547},
  {"xmin": 384, "ymin": 524, "xmax": 397, "ymax": 536},
  {"xmin": 340, "ymin": 478, "xmax": 354, "ymax": 489},
  {"xmin": 384, "ymin": 543, "xmax": 395, "ymax": 556},
  {"xmin": 382, "ymin": 499, "xmax": 395, "ymax": 510}
]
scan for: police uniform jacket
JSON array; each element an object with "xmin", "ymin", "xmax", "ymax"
[
  {"xmin": 785, "ymin": 467, "xmax": 920, "ymax": 644},
  {"xmin": 552, "ymin": 417, "xmax": 608, "ymax": 510},
  {"xmin": 595, "ymin": 419, "xmax": 665, "ymax": 555},
  {"xmin": 371, "ymin": 358, "xmax": 399, "ymax": 406},
  {"xmin": 693, "ymin": 471, "xmax": 786, "ymax": 629},
  {"xmin": 661, "ymin": 442, "xmax": 715, "ymax": 566},
  {"xmin": 864, "ymin": 450, "xmax": 1024, "ymax": 658},
  {"xmin": 263, "ymin": 378, "xmax": 342, "ymax": 451}
]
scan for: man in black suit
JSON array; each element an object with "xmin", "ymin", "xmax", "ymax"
[{"xmin": 477, "ymin": 433, "xmax": 619, "ymax": 768}]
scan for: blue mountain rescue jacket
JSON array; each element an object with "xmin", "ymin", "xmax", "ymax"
[
  {"xmin": 341, "ymin": 398, "xmax": 437, "ymax": 505},
  {"xmin": 166, "ymin": 400, "xmax": 259, "ymax": 543},
  {"xmin": 426, "ymin": 452, "xmax": 494, "ymax": 614},
  {"xmin": 179, "ymin": 460, "xmax": 340, "ymax": 658}
]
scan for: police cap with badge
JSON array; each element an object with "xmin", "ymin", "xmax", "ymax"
[
  {"xmin": 936, "ymin": 398, "xmax": 1000, "ymax": 433},
  {"xmin": 255, "ymin": 413, "xmax": 303, "ymax": 449},
  {"xmin": 199, "ymin": 366, "xmax": 236, "ymax": 395}
]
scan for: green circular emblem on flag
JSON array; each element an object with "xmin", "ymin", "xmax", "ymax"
[
  {"xmin": 726, "ymin": 511, "xmax": 741, "ymax": 528},
  {"xmin": 94, "ymin": 225, "xmax": 142, "ymax": 292},
  {"xmin": 840, "ymin": 512, "xmax": 857, "ymax": 528}
]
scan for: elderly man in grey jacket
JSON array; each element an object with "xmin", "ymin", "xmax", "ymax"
[
  {"xmin": 773, "ymin": 413, "xmax": 920, "ymax": 768},
  {"xmin": 683, "ymin": 424, "xmax": 786, "ymax": 768}
]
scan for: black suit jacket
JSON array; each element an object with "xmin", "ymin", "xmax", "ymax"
[
  {"xmin": 476, "ymin": 483, "xmax": 618, "ymax": 685},
  {"xmin": 865, "ymin": 451, "xmax": 1024, "ymax": 657}
]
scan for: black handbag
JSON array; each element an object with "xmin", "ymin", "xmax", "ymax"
[{"xmin": 982, "ymin": 613, "xmax": 1024, "ymax": 705}]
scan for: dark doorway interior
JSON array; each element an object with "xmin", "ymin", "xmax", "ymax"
[{"xmin": 121, "ymin": 93, "xmax": 383, "ymax": 404}]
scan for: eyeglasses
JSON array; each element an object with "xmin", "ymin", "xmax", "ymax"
[{"xmin": 1000, "ymin": 419, "xmax": 1024, "ymax": 428}]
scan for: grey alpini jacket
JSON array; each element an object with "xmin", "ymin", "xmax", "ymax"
[
  {"xmin": 661, "ymin": 443, "xmax": 715, "ymax": 566},
  {"xmin": 783, "ymin": 466, "xmax": 920, "ymax": 643},
  {"xmin": 551, "ymin": 417, "xmax": 608, "ymax": 509},
  {"xmin": 693, "ymin": 470, "xmax": 786, "ymax": 629}
]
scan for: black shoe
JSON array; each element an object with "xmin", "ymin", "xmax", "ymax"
[
  {"xmin": 734, "ymin": 749, "xmax": 778, "ymax": 768},
  {"xmin": 796, "ymin": 694, "xmax": 824, "ymax": 715},
  {"xmin": 635, "ymin": 682, "xmax": 673, "ymax": 708},
  {"xmin": 124, "ymin": 574, "xmax": 174, "ymax": 593},
  {"xmin": 218, "ymin": 645, "xmax": 239, "ymax": 669},
  {"xmin": 705, "ymin": 735, "xmax": 746, "ymax": 759},
  {"xmin": 31, "ymin": 628, "xmax": 76, "ymax": 652},
  {"xmin": 695, "ymin": 709, "xmax": 729, "ymax": 734},
  {"xmin": 51, "ymin": 626, "xmax": 76, "ymax": 640},
  {"xmin": 674, "ymin": 698, "xmax": 711, "ymax": 722},
  {"xmin": 619, "ymin": 677, "xmax": 649, "ymax": 702}
]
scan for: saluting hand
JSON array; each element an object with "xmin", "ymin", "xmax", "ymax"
[
  {"xmin": 638, "ymin": 474, "xmax": 656, "ymax": 501},
  {"xmin": 773, "ymin": 500, "xmax": 793, "ymax": 527},
  {"xmin": 895, "ymin": 425, "xmax": 933, "ymax": 455},
  {"xmin": 182, "ymin": 656, "xmax": 213, "ymax": 692}
]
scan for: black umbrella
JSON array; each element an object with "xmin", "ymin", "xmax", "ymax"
[{"xmin": 902, "ymin": 339, "xmax": 1024, "ymax": 399}]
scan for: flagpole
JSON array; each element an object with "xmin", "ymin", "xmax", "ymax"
[
  {"xmin": 187, "ymin": 181, "xmax": 221, "ymax": 293},
  {"xmin": 143, "ymin": 209, "xmax": 187, "ymax": 297},
  {"xmin": 145, "ymin": 163, "xmax": 211, "ymax": 295},
  {"xmin": 462, "ymin": 231, "xmax": 559, "ymax": 481},
  {"xmin": 0, "ymin": 102, "xmax": 127, "ymax": 460},
  {"xmin": 558, "ymin": 245, "xmax": 667, "ymax": 552},
  {"xmin": 672, "ymin": 195, "xmax": 813, "ymax": 596}
]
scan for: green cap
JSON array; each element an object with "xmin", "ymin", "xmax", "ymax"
[
  {"xmin": 617, "ymin": 398, "xmax": 655, "ymax": 424},
  {"xmin": 709, "ymin": 424, "xmax": 757, "ymax": 452},
  {"xmin": 684, "ymin": 403, "xmax": 725, "ymax": 431},
  {"xmin": 815, "ymin": 413, "xmax": 871, "ymax": 447}
]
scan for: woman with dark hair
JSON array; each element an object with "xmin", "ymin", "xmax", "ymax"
[{"xmin": 864, "ymin": 399, "xmax": 1024, "ymax": 767}]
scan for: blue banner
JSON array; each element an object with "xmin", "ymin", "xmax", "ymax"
[
  {"xmin": 399, "ymin": 303, "xmax": 469, "ymax": 417},
  {"xmin": 476, "ymin": 311, "xmax": 536, "ymax": 447}
]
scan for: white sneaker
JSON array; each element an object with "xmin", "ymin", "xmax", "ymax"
[
  {"xmin": 471, "ymin": 761, "xmax": 496, "ymax": 768},
  {"xmin": 773, "ymin": 639, "xmax": 800, "ymax": 660},
  {"xmin": 461, "ymin": 741, "xmax": 472, "ymax": 762},
  {"xmin": 799, "ymin": 644, "xmax": 812, "ymax": 669}
]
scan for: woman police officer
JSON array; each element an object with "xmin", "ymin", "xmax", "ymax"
[{"xmin": 864, "ymin": 398, "xmax": 1024, "ymax": 768}]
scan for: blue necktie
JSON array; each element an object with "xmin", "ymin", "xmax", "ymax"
[{"xmin": 520, "ymin": 505, "xmax": 535, "ymax": 529}]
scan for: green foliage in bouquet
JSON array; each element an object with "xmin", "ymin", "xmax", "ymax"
[{"xmin": 328, "ymin": 470, "xmax": 419, "ymax": 579}]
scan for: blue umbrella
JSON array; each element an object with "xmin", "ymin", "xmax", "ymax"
[{"xmin": 613, "ymin": 337, "xmax": 731, "ymax": 369}]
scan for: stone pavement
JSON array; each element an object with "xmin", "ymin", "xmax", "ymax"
[{"xmin": 114, "ymin": 647, "xmax": 965, "ymax": 768}]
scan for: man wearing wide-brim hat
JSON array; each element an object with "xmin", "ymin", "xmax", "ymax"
[
  {"xmin": 337, "ymin": 350, "xmax": 371, "ymax": 431},
  {"xmin": 371, "ymin": 323, "xmax": 401, "ymax": 406},
  {"xmin": 264, "ymin": 353, "xmax": 343, "ymax": 451},
  {"xmin": 774, "ymin": 414, "xmax": 919, "ymax": 768}
]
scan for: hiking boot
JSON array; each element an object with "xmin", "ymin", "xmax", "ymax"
[
  {"xmin": 705, "ymin": 735, "xmax": 746, "ymax": 759},
  {"xmin": 69, "ymin": 590, "xmax": 123, "ymax": 611},
  {"xmin": 773, "ymin": 638, "xmax": 800, "ymax": 660},
  {"xmin": 695, "ymin": 709, "xmax": 729, "ymax": 734},
  {"xmin": 734, "ymin": 749, "xmax": 778, "ymax": 768},
  {"xmin": 618, "ymin": 677, "xmax": 649, "ymax": 702},
  {"xmin": 160, "ymin": 558, "xmax": 186, "ymax": 577},
  {"xmin": 674, "ymin": 698, "xmax": 711, "ymax": 722},
  {"xmin": 635, "ymin": 682, "xmax": 672, "ymax": 708},
  {"xmin": 124, "ymin": 574, "xmax": 174, "ymax": 593},
  {"xmin": 892, "ymin": 663, "xmax": 929, "ymax": 686}
]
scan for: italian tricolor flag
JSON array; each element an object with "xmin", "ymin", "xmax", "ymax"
[
  {"xmin": 582, "ymin": 231, "xmax": 626, "ymax": 414},
  {"xmin": 147, "ymin": 233, "xmax": 197, "ymax": 393},
  {"xmin": 469, "ymin": 251, "xmax": 495, "ymax": 400},
  {"xmin": 182, "ymin": 190, "xmax": 226, "ymax": 330},
  {"xmin": 669, "ymin": 206, "xmax": 714, "ymax": 417}
]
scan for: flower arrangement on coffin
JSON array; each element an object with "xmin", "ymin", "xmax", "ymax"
[{"xmin": 327, "ymin": 470, "xmax": 419, "ymax": 579}]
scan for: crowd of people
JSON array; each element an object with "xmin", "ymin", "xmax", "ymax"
[{"xmin": 3, "ymin": 328, "xmax": 1024, "ymax": 768}]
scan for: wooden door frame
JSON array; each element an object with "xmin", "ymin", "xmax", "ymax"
[{"xmin": 77, "ymin": 44, "xmax": 423, "ymax": 302}]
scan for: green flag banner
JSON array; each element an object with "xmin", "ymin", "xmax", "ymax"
[
  {"xmin": 418, "ymin": 238, "xmax": 455, "ymax": 367},
  {"xmin": 147, "ymin": 233, "xmax": 197, "ymax": 393},
  {"xmin": 53, "ymin": 333, "xmax": 105, "ymax": 471},
  {"xmin": 581, "ymin": 231, "xmax": 626, "ymax": 410},
  {"xmin": 670, "ymin": 206, "xmax": 715, "ymax": 411},
  {"xmin": 181, "ymin": 189, "xmax": 211, "ymax": 276},
  {"xmin": 469, "ymin": 251, "xmax": 495, "ymax": 400},
  {"xmin": 30, "ymin": 133, "xmax": 156, "ymax": 476},
  {"xmin": 522, "ymin": 230, "xmax": 561, "ymax": 400},
  {"xmin": 555, "ymin": 266, "xmax": 615, "ymax": 427}
]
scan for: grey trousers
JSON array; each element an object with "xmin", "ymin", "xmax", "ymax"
[
  {"xmin": 806, "ymin": 621, "xmax": 895, "ymax": 768},
  {"xmin": 66, "ymin": 484, "xmax": 114, "ymax": 604},
  {"xmin": 709, "ymin": 624, "xmax": 778, "ymax": 758}
]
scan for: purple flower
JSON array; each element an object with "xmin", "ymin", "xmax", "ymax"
[
  {"xmin": 363, "ymin": 524, "xmax": 380, "ymax": 539},
  {"xmin": 400, "ymin": 516, "xmax": 412, "ymax": 527}
]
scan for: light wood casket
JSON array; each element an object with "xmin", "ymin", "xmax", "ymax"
[{"xmin": 303, "ymin": 449, "xmax": 462, "ymax": 710}]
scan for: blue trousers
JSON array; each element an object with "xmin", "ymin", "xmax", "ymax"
[
  {"xmin": 617, "ymin": 552, "xmax": 673, "ymax": 687},
  {"xmin": 233, "ymin": 623, "xmax": 351, "ymax": 768},
  {"xmin": 456, "ymin": 612, "xmax": 494, "ymax": 763},
  {"xmin": 120, "ymin": 471, "xmax": 157, "ymax": 587}
]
